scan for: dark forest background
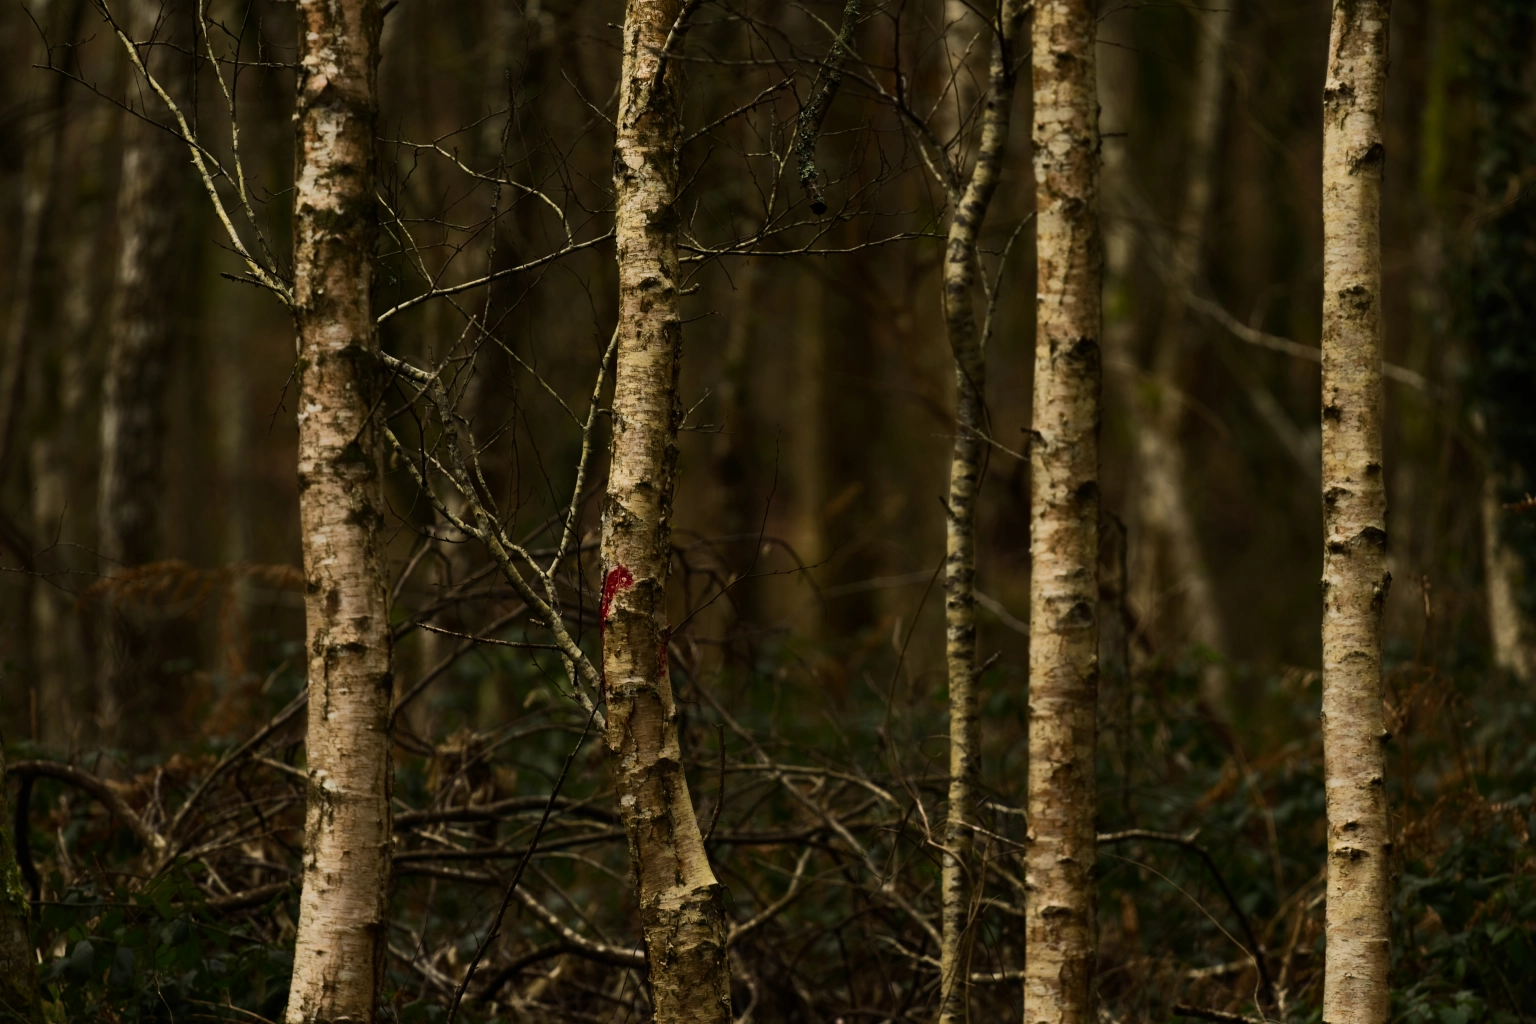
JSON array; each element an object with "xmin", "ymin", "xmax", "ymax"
[{"xmin": 1, "ymin": 0, "xmax": 1534, "ymax": 1021}]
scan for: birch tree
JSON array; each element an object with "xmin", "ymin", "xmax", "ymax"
[
  {"xmin": 1319, "ymin": 1, "xmax": 1393, "ymax": 1021},
  {"xmin": 1025, "ymin": 1, "xmax": 1102, "ymax": 1022},
  {"xmin": 933, "ymin": 4, "xmax": 1026, "ymax": 1021},
  {"xmin": 94, "ymin": 2, "xmax": 395, "ymax": 1012},
  {"xmin": 283, "ymin": 1, "xmax": 394, "ymax": 1020},
  {"xmin": 602, "ymin": 0, "xmax": 732, "ymax": 1019}
]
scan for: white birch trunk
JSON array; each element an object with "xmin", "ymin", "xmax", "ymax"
[
  {"xmin": 284, "ymin": 1, "xmax": 394, "ymax": 1021},
  {"xmin": 1319, "ymin": 1, "xmax": 1393, "ymax": 1021},
  {"xmin": 603, "ymin": 2, "xmax": 732, "ymax": 1020},
  {"xmin": 1025, "ymin": 2, "xmax": 1102, "ymax": 1022},
  {"xmin": 936, "ymin": 6, "xmax": 1025, "ymax": 1022}
]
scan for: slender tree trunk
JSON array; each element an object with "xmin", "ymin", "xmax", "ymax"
[
  {"xmin": 284, "ymin": 2, "xmax": 393, "ymax": 1022},
  {"xmin": 1130, "ymin": 0, "xmax": 1234, "ymax": 710},
  {"xmin": 1025, "ymin": 2, "xmax": 1102, "ymax": 1023},
  {"xmin": 602, "ymin": 2, "xmax": 731, "ymax": 1022},
  {"xmin": 95, "ymin": 0, "xmax": 191, "ymax": 743},
  {"xmin": 1319, "ymin": 2, "xmax": 1393, "ymax": 1022},
  {"xmin": 1482, "ymin": 470, "xmax": 1534, "ymax": 681},
  {"xmin": 936, "ymin": 7, "xmax": 1024, "ymax": 1022},
  {"xmin": 0, "ymin": 746, "xmax": 43, "ymax": 1024}
]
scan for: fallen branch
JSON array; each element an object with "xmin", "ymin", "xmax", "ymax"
[
  {"xmin": 7, "ymin": 760, "xmax": 167, "ymax": 855},
  {"xmin": 395, "ymin": 795, "xmax": 615, "ymax": 829},
  {"xmin": 512, "ymin": 887, "xmax": 646, "ymax": 968}
]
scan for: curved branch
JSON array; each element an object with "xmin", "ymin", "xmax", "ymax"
[
  {"xmin": 512, "ymin": 886, "xmax": 646, "ymax": 968},
  {"xmin": 6, "ymin": 761, "xmax": 167, "ymax": 854},
  {"xmin": 728, "ymin": 846, "xmax": 813, "ymax": 946}
]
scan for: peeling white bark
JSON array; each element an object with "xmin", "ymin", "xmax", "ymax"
[
  {"xmin": 936, "ymin": 6, "xmax": 1025, "ymax": 1023},
  {"xmin": 602, "ymin": 1, "xmax": 731, "ymax": 1021},
  {"xmin": 284, "ymin": 2, "xmax": 394, "ymax": 1022},
  {"xmin": 1319, "ymin": 2, "xmax": 1393, "ymax": 1021},
  {"xmin": 1025, "ymin": 2, "xmax": 1102, "ymax": 1023}
]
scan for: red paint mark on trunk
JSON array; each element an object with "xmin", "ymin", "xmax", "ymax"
[
  {"xmin": 600, "ymin": 565, "xmax": 634, "ymax": 637},
  {"xmin": 598, "ymin": 566, "xmax": 634, "ymax": 707}
]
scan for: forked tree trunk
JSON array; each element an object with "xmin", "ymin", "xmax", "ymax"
[
  {"xmin": 1319, "ymin": 2, "xmax": 1393, "ymax": 1022},
  {"xmin": 1025, "ymin": 2, "xmax": 1102, "ymax": 1023},
  {"xmin": 1131, "ymin": 0, "xmax": 1233, "ymax": 712},
  {"xmin": 602, "ymin": 2, "xmax": 731, "ymax": 1021},
  {"xmin": 936, "ymin": 6, "xmax": 1024, "ymax": 1022},
  {"xmin": 0, "ymin": 746, "xmax": 43, "ymax": 1024},
  {"xmin": 284, "ymin": 2, "xmax": 393, "ymax": 1022}
]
